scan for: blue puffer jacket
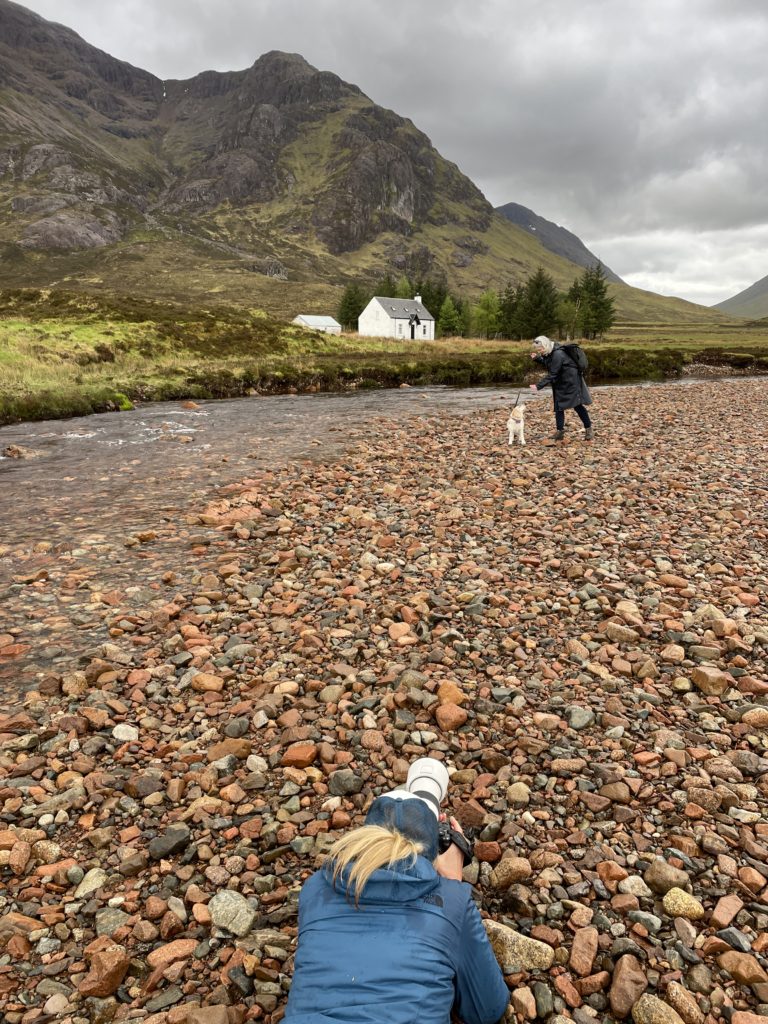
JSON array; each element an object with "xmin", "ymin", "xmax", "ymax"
[{"xmin": 283, "ymin": 856, "xmax": 509, "ymax": 1024}]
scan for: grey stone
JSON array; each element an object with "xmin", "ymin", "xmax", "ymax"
[
  {"xmin": 74, "ymin": 868, "xmax": 109, "ymax": 899},
  {"xmin": 686, "ymin": 964, "xmax": 712, "ymax": 994},
  {"xmin": 618, "ymin": 875, "xmax": 653, "ymax": 899},
  {"xmin": 209, "ymin": 891, "xmax": 258, "ymax": 937},
  {"xmin": 628, "ymin": 911, "xmax": 663, "ymax": 934},
  {"xmin": 148, "ymin": 824, "xmax": 191, "ymax": 860},
  {"xmin": 95, "ymin": 907, "xmax": 131, "ymax": 937},
  {"xmin": 717, "ymin": 927, "xmax": 753, "ymax": 952},
  {"xmin": 568, "ymin": 707, "xmax": 595, "ymax": 730},
  {"xmin": 534, "ymin": 981, "xmax": 554, "ymax": 1017},
  {"xmin": 328, "ymin": 768, "xmax": 364, "ymax": 796}
]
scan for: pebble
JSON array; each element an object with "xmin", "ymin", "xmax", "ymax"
[
  {"xmin": 74, "ymin": 867, "xmax": 109, "ymax": 899},
  {"xmin": 112, "ymin": 723, "xmax": 139, "ymax": 742},
  {"xmin": 632, "ymin": 994, "xmax": 686, "ymax": 1024},
  {"xmin": 611, "ymin": 954, "xmax": 649, "ymax": 1018},
  {"xmin": 662, "ymin": 888, "xmax": 705, "ymax": 920},
  {"xmin": 484, "ymin": 920, "xmax": 555, "ymax": 972},
  {"xmin": 208, "ymin": 891, "xmax": 258, "ymax": 937},
  {"xmin": 644, "ymin": 859, "xmax": 690, "ymax": 895}
]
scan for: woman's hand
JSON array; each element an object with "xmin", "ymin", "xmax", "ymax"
[
  {"xmin": 529, "ymin": 384, "xmax": 537, "ymax": 391},
  {"xmin": 435, "ymin": 817, "xmax": 466, "ymax": 881}
]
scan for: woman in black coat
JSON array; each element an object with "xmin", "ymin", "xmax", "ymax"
[{"xmin": 529, "ymin": 335, "xmax": 593, "ymax": 440}]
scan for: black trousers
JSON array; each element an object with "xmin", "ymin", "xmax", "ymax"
[{"xmin": 555, "ymin": 405, "xmax": 592, "ymax": 430}]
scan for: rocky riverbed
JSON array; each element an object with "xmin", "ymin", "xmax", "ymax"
[{"xmin": 1, "ymin": 378, "xmax": 767, "ymax": 1024}]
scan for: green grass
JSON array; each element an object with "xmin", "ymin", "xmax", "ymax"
[{"xmin": 1, "ymin": 288, "xmax": 767, "ymax": 426}]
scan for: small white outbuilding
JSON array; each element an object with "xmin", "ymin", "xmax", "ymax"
[
  {"xmin": 292, "ymin": 314, "xmax": 342, "ymax": 335},
  {"xmin": 358, "ymin": 295, "xmax": 435, "ymax": 340}
]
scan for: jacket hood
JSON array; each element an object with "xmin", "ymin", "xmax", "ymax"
[{"xmin": 328, "ymin": 855, "xmax": 439, "ymax": 905}]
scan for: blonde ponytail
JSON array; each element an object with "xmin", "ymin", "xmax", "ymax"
[{"xmin": 326, "ymin": 825, "xmax": 424, "ymax": 905}]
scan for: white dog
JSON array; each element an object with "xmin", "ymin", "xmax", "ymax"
[{"xmin": 507, "ymin": 404, "xmax": 526, "ymax": 446}]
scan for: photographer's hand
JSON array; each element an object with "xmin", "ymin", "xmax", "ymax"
[{"xmin": 435, "ymin": 816, "xmax": 465, "ymax": 881}]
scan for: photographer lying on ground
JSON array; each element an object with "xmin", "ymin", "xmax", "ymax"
[{"xmin": 282, "ymin": 759, "xmax": 510, "ymax": 1024}]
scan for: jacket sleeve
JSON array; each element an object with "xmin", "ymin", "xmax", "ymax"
[
  {"xmin": 453, "ymin": 898, "xmax": 509, "ymax": 1024},
  {"xmin": 536, "ymin": 349, "xmax": 564, "ymax": 390}
]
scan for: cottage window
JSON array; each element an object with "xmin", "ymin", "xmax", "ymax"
[
  {"xmin": 397, "ymin": 322, "xmax": 403, "ymax": 334},
  {"xmin": 423, "ymin": 325, "xmax": 427, "ymax": 336}
]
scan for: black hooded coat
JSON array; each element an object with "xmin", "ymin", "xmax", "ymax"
[{"xmin": 534, "ymin": 344, "xmax": 592, "ymax": 411}]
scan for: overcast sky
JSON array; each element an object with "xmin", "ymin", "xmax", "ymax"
[{"xmin": 20, "ymin": 0, "xmax": 768, "ymax": 306}]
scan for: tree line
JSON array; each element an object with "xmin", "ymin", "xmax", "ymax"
[{"xmin": 337, "ymin": 264, "xmax": 615, "ymax": 340}]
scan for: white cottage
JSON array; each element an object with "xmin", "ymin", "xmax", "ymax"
[
  {"xmin": 357, "ymin": 295, "xmax": 435, "ymax": 340},
  {"xmin": 292, "ymin": 314, "xmax": 342, "ymax": 335}
]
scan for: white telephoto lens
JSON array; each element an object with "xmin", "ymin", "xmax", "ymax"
[{"xmin": 404, "ymin": 758, "xmax": 449, "ymax": 818}]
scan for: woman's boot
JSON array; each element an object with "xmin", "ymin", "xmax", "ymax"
[
  {"xmin": 552, "ymin": 429, "xmax": 565, "ymax": 441},
  {"xmin": 584, "ymin": 427, "xmax": 594, "ymax": 440}
]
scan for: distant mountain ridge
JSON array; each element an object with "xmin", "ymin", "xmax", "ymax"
[
  {"xmin": 714, "ymin": 272, "xmax": 768, "ymax": 319},
  {"xmin": 496, "ymin": 202, "xmax": 623, "ymax": 283},
  {"xmin": 0, "ymin": 0, "xmax": 727, "ymax": 324}
]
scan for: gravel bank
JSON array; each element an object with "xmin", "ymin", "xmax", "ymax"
[{"xmin": 1, "ymin": 379, "xmax": 767, "ymax": 1024}]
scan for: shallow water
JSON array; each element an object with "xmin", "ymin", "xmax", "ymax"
[{"xmin": 0, "ymin": 386, "xmax": 522, "ymax": 544}]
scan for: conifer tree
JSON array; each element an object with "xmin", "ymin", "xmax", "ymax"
[
  {"xmin": 416, "ymin": 279, "xmax": 448, "ymax": 321},
  {"xmin": 499, "ymin": 282, "xmax": 523, "ymax": 338},
  {"xmin": 576, "ymin": 262, "xmax": 615, "ymax": 339},
  {"xmin": 516, "ymin": 267, "xmax": 559, "ymax": 338},
  {"xmin": 471, "ymin": 289, "xmax": 501, "ymax": 339},
  {"xmin": 437, "ymin": 295, "xmax": 461, "ymax": 337},
  {"xmin": 337, "ymin": 283, "xmax": 369, "ymax": 331},
  {"xmin": 375, "ymin": 273, "xmax": 397, "ymax": 297},
  {"xmin": 394, "ymin": 274, "xmax": 413, "ymax": 299}
]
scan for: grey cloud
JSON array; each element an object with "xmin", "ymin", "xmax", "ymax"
[
  {"xmin": 19, "ymin": 0, "xmax": 768, "ymax": 305},
  {"xmin": 593, "ymin": 224, "xmax": 768, "ymax": 305}
]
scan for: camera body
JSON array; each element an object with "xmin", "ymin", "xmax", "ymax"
[{"xmin": 437, "ymin": 820, "xmax": 475, "ymax": 867}]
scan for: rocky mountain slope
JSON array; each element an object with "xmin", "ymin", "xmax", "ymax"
[
  {"xmin": 714, "ymin": 273, "xmax": 768, "ymax": 320},
  {"xmin": 0, "ymin": 0, "xmax": 727, "ymax": 323},
  {"xmin": 496, "ymin": 202, "xmax": 623, "ymax": 283}
]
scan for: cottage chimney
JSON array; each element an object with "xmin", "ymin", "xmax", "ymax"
[{"xmin": 414, "ymin": 294, "xmax": 422, "ymax": 303}]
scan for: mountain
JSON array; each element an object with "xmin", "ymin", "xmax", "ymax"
[
  {"xmin": 714, "ymin": 273, "xmax": 768, "ymax": 319},
  {"xmin": 0, "ymin": 0, "xmax": 727, "ymax": 323},
  {"xmin": 496, "ymin": 202, "xmax": 623, "ymax": 284}
]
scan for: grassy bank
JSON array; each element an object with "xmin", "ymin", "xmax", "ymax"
[{"xmin": 2, "ymin": 289, "xmax": 768, "ymax": 426}]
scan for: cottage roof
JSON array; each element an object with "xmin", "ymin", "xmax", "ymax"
[
  {"xmin": 293, "ymin": 315, "xmax": 341, "ymax": 328},
  {"xmin": 372, "ymin": 296, "xmax": 434, "ymax": 321}
]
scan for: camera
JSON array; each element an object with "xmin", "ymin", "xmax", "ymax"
[{"xmin": 437, "ymin": 820, "xmax": 475, "ymax": 868}]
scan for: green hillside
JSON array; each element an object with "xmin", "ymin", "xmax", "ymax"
[{"xmin": 715, "ymin": 272, "xmax": 768, "ymax": 319}]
